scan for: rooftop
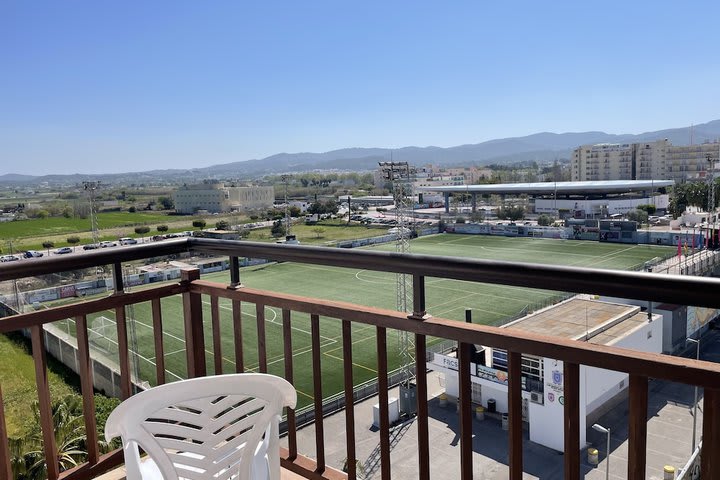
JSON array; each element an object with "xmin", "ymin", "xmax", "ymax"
[{"xmin": 503, "ymin": 297, "xmax": 649, "ymax": 345}]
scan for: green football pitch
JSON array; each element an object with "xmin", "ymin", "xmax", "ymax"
[{"xmin": 64, "ymin": 234, "xmax": 675, "ymax": 409}]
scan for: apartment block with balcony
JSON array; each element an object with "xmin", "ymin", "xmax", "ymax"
[
  {"xmin": 571, "ymin": 140, "xmax": 669, "ymax": 182},
  {"xmin": 666, "ymin": 141, "xmax": 720, "ymax": 183}
]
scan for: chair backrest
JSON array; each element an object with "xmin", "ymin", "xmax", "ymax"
[{"xmin": 105, "ymin": 373, "xmax": 297, "ymax": 480}]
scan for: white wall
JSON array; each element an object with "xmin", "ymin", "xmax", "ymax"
[{"xmin": 584, "ymin": 316, "xmax": 662, "ymax": 416}]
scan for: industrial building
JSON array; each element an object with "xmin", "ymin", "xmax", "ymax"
[{"xmin": 173, "ymin": 181, "xmax": 274, "ymax": 214}]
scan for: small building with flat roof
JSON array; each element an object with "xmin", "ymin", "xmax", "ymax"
[{"xmin": 429, "ymin": 297, "xmax": 663, "ymax": 451}]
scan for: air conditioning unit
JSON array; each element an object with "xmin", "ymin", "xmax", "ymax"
[{"xmin": 530, "ymin": 391, "xmax": 544, "ymax": 405}]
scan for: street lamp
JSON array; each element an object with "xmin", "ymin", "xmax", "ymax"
[
  {"xmin": 686, "ymin": 337, "xmax": 700, "ymax": 453},
  {"xmin": 592, "ymin": 423, "xmax": 611, "ymax": 480}
]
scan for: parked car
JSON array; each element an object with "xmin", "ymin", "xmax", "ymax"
[
  {"xmin": 119, "ymin": 237, "xmax": 138, "ymax": 245},
  {"xmin": 0, "ymin": 255, "xmax": 19, "ymax": 262},
  {"xmin": 24, "ymin": 250, "xmax": 44, "ymax": 258},
  {"xmin": 83, "ymin": 243, "xmax": 101, "ymax": 250},
  {"xmin": 55, "ymin": 247, "xmax": 73, "ymax": 254},
  {"xmin": 100, "ymin": 241, "xmax": 117, "ymax": 247}
]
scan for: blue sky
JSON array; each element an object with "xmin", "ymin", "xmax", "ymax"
[{"xmin": 2, "ymin": 1, "xmax": 719, "ymax": 175}]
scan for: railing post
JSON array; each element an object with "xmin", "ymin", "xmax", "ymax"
[
  {"xmin": 31, "ymin": 325, "xmax": 59, "ymax": 480},
  {"xmin": 458, "ymin": 338, "xmax": 473, "ymax": 480},
  {"xmin": 342, "ymin": 320, "xmax": 357, "ymax": 480},
  {"xmin": 0, "ymin": 386, "xmax": 12, "ymax": 480},
  {"xmin": 112, "ymin": 261, "xmax": 124, "ymax": 293},
  {"xmin": 75, "ymin": 315, "xmax": 99, "ymax": 464},
  {"xmin": 411, "ymin": 274, "xmax": 430, "ymax": 480},
  {"xmin": 628, "ymin": 375, "xmax": 648, "ymax": 479},
  {"xmin": 229, "ymin": 255, "xmax": 242, "ymax": 288},
  {"xmin": 508, "ymin": 351, "xmax": 523, "ymax": 479},
  {"xmin": 310, "ymin": 314, "xmax": 325, "ymax": 472},
  {"xmin": 181, "ymin": 267, "xmax": 206, "ymax": 377},
  {"xmin": 563, "ymin": 361, "xmax": 580, "ymax": 479},
  {"xmin": 376, "ymin": 327, "xmax": 391, "ymax": 480},
  {"xmin": 701, "ymin": 388, "xmax": 720, "ymax": 478}
]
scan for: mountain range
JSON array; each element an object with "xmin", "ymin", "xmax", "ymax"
[{"xmin": 3, "ymin": 120, "xmax": 719, "ymax": 185}]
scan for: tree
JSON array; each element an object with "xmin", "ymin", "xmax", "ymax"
[
  {"xmin": 134, "ymin": 226, "xmax": 150, "ymax": 235},
  {"xmin": 41, "ymin": 241, "xmax": 54, "ymax": 254},
  {"xmin": 66, "ymin": 236, "xmax": 80, "ymax": 251},
  {"xmin": 192, "ymin": 219, "xmax": 206, "ymax": 230},
  {"xmin": 215, "ymin": 220, "xmax": 230, "ymax": 230},
  {"xmin": 537, "ymin": 214, "xmax": 554, "ymax": 226},
  {"xmin": 626, "ymin": 209, "xmax": 649, "ymax": 225},
  {"xmin": 158, "ymin": 196, "xmax": 174, "ymax": 210},
  {"xmin": 11, "ymin": 396, "xmax": 88, "ymax": 480},
  {"xmin": 497, "ymin": 205, "xmax": 525, "ymax": 221},
  {"xmin": 312, "ymin": 227, "xmax": 326, "ymax": 238},
  {"xmin": 270, "ymin": 220, "xmax": 286, "ymax": 238},
  {"xmin": 637, "ymin": 204, "xmax": 657, "ymax": 215},
  {"xmin": 156, "ymin": 225, "xmax": 168, "ymax": 233}
]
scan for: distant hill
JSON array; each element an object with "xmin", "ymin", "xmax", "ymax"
[{"xmin": 2, "ymin": 119, "xmax": 719, "ymax": 185}]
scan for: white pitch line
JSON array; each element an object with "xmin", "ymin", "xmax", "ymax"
[{"xmin": 207, "ymin": 299, "xmax": 338, "ymax": 343}]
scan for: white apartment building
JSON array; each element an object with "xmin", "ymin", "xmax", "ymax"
[
  {"xmin": 665, "ymin": 141, "xmax": 720, "ymax": 183},
  {"xmin": 572, "ymin": 140, "xmax": 669, "ymax": 182},
  {"xmin": 174, "ymin": 181, "xmax": 274, "ymax": 214},
  {"xmin": 572, "ymin": 139, "xmax": 720, "ymax": 182}
]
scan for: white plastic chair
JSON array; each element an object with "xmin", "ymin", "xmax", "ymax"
[{"xmin": 104, "ymin": 373, "xmax": 297, "ymax": 480}]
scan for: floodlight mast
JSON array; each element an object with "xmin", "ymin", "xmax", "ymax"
[
  {"xmin": 379, "ymin": 161, "xmax": 417, "ymax": 405},
  {"xmin": 281, "ymin": 175, "xmax": 291, "ymax": 236},
  {"xmin": 83, "ymin": 181, "xmax": 101, "ymax": 245}
]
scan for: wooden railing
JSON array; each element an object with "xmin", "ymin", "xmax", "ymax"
[{"xmin": 0, "ymin": 238, "xmax": 719, "ymax": 479}]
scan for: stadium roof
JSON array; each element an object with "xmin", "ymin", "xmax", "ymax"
[{"xmin": 415, "ymin": 180, "xmax": 674, "ymax": 196}]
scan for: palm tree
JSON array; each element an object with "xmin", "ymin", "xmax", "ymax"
[{"xmin": 12, "ymin": 396, "xmax": 88, "ymax": 480}]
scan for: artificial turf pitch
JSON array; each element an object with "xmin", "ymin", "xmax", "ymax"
[{"xmin": 68, "ymin": 234, "xmax": 675, "ymax": 409}]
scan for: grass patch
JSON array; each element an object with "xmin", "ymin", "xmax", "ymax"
[{"xmin": 0, "ymin": 334, "xmax": 77, "ymax": 437}]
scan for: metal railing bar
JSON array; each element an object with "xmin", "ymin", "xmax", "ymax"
[
  {"xmin": 188, "ymin": 238, "xmax": 720, "ymax": 309},
  {"xmin": 0, "ymin": 283, "xmax": 185, "ymax": 334}
]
